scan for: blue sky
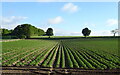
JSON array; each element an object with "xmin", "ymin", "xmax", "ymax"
[{"xmin": 1, "ymin": 2, "xmax": 118, "ymax": 36}]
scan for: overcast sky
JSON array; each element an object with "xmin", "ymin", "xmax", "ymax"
[{"xmin": 1, "ymin": 2, "xmax": 118, "ymax": 36}]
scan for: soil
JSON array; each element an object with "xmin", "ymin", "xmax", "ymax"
[{"xmin": 1, "ymin": 66, "xmax": 120, "ymax": 75}]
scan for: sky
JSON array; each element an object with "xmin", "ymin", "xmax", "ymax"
[
  {"xmin": 1, "ymin": 2, "xmax": 118, "ymax": 36},
  {"xmin": 1, "ymin": 0, "xmax": 119, "ymax": 2}
]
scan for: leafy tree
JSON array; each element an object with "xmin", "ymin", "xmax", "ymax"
[
  {"xmin": 12, "ymin": 24, "xmax": 31, "ymax": 38},
  {"xmin": 82, "ymin": 28, "xmax": 91, "ymax": 37},
  {"xmin": 38, "ymin": 29, "xmax": 45, "ymax": 36},
  {"xmin": 46, "ymin": 28, "xmax": 53, "ymax": 38},
  {"xmin": 13, "ymin": 24, "xmax": 45, "ymax": 39},
  {"xmin": 2, "ymin": 29, "xmax": 12, "ymax": 36},
  {"xmin": 111, "ymin": 29, "xmax": 118, "ymax": 36},
  {"xmin": 18, "ymin": 35, "xmax": 26, "ymax": 39},
  {"xmin": 30, "ymin": 26, "xmax": 45, "ymax": 36}
]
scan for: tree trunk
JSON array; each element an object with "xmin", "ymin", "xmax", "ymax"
[{"xmin": 114, "ymin": 33, "xmax": 115, "ymax": 37}]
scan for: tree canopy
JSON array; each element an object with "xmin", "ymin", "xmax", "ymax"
[
  {"xmin": 111, "ymin": 29, "xmax": 118, "ymax": 36},
  {"xmin": 1, "ymin": 29, "xmax": 13, "ymax": 36},
  {"xmin": 82, "ymin": 28, "xmax": 91, "ymax": 37},
  {"xmin": 12, "ymin": 24, "xmax": 45, "ymax": 39},
  {"xmin": 46, "ymin": 28, "xmax": 53, "ymax": 38}
]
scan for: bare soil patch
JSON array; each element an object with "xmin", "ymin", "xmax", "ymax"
[{"xmin": 1, "ymin": 66, "xmax": 120, "ymax": 75}]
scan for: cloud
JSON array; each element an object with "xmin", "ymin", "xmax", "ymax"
[
  {"xmin": 70, "ymin": 32, "xmax": 81, "ymax": 36},
  {"xmin": 53, "ymin": 28, "xmax": 71, "ymax": 36},
  {"xmin": 106, "ymin": 19, "xmax": 118, "ymax": 26},
  {"xmin": 61, "ymin": 3, "xmax": 78, "ymax": 13},
  {"xmin": 1, "ymin": 16, "xmax": 28, "ymax": 29},
  {"xmin": 90, "ymin": 30, "xmax": 114, "ymax": 36},
  {"xmin": 52, "ymin": 28, "xmax": 82, "ymax": 36},
  {"xmin": 48, "ymin": 16, "xmax": 63, "ymax": 24}
]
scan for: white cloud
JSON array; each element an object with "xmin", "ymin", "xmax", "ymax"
[
  {"xmin": 106, "ymin": 19, "xmax": 118, "ymax": 26},
  {"xmin": 48, "ymin": 16, "xmax": 63, "ymax": 24},
  {"xmin": 70, "ymin": 32, "xmax": 81, "ymax": 36},
  {"xmin": 52, "ymin": 28, "xmax": 82, "ymax": 36},
  {"xmin": 90, "ymin": 30, "xmax": 114, "ymax": 36},
  {"xmin": 62, "ymin": 3, "xmax": 78, "ymax": 13},
  {"xmin": 1, "ymin": 16, "xmax": 28, "ymax": 29}
]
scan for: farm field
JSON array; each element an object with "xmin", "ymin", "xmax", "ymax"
[{"xmin": 1, "ymin": 37, "xmax": 120, "ymax": 74}]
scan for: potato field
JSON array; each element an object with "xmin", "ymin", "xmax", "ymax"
[{"xmin": 2, "ymin": 38, "xmax": 120, "ymax": 71}]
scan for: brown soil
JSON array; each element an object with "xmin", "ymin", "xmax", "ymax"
[{"xmin": 1, "ymin": 67, "xmax": 120, "ymax": 75}]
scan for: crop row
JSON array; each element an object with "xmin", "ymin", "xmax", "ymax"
[
  {"xmin": 2, "ymin": 40, "xmax": 120, "ymax": 69},
  {"xmin": 2, "ymin": 40, "xmax": 57, "ymax": 66},
  {"xmin": 61, "ymin": 40, "xmax": 120, "ymax": 69}
]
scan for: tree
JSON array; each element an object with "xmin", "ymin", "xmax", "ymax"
[
  {"xmin": 12, "ymin": 24, "xmax": 45, "ymax": 39},
  {"xmin": 82, "ymin": 27, "xmax": 91, "ymax": 37},
  {"xmin": 111, "ymin": 29, "xmax": 118, "ymax": 36},
  {"xmin": 12, "ymin": 24, "xmax": 32, "ymax": 38},
  {"xmin": 2, "ymin": 29, "xmax": 12, "ymax": 36},
  {"xmin": 38, "ymin": 29, "xmax": 45, "ymax": 36},
  {"xmin": 46, "ymin": 28, "xmax": 53, "ymax": 38}
]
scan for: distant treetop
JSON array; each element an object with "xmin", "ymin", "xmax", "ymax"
[{"xmin": 82, "ymin": 27, "xmax": 91, "ymax": 37}]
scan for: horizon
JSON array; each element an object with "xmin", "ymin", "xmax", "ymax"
[{"xmin": 1, "ymin": 2, "xmax": 118, "ymax": 36}]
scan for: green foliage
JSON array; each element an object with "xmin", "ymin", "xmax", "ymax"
[
  {"xmin": 2, "ymin": 40, "xmax": 57, "ymax": 66},
  {"xmin": 54, "ymin": 45, "xmax": 61, "ymax": 68},
  {"xmin": 62, "ymin": 38, "xmax": 119, "ymax": 69},
  {"xmin": 2, "ymin": 38, "xmax": 120, "ymax": 69},
  {"xmin": 18, "ymin": 35, "xmax": 26, "ymax": 39},
  {"xmin": 38, "ymin": 29, "xmax": 45, "ymax": 36},
  {"xmin": 46, "ymin": 28, "xmax": 53, "ymax": 38},
  {"xmin": 61, "ymin": 46, "xmax": 65, "ymax": 68},
  {"xmin": 12, "ymin": 24, "xmax": 45, "ymax": 39},
  {"xmin": 82, "ymin": 28, "xmax": 91, "ymax": 37},
  {"xmin": 1, "ymin": 28, "xmax": 13, "ymax": 36}
]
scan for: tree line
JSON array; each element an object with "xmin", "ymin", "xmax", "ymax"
[
  {"xmin": 1, "ymin": 24, "xmax": 45, "ymax": 39},
  {"xmin": 1, "ymin": 23, "xmax": 118, "ymax": 39},
  {"xmin": 1, "ymin": 24, "xmax": 90, "ymax": 39}
]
